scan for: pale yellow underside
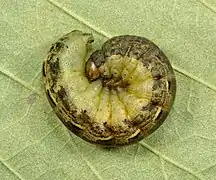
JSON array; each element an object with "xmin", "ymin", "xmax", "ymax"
[{"xmin": 60, "ymin": 55, "xmax": 153, "ymax": 129}]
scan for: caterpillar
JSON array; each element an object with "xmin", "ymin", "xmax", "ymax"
[{"xmin": 43, "ymin": 30, "xmax": 176, "ymax": 146}]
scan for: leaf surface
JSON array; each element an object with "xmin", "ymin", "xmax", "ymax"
[{"xmin": 0, "ymin": 0, "xmax": 216, "ymax": 179}]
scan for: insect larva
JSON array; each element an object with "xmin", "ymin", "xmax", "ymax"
[{"xmin": 43, "ymin": 30, "xmax": 176, "ymax": 146}]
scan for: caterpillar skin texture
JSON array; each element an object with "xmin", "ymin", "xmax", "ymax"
[{"xmin": 43, "ymin": 30, "xmax": 176, "ymax": 146}]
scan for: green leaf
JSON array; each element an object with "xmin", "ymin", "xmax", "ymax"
[{"xmin": 0, "ymin": 0, "xmax": 216, "ymax": 179}]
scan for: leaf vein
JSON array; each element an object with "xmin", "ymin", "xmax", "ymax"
[
  {"xmin": 197, "ymin": 0, "xmax": 216, "ymax": 14},
  {"xmin": 46, "ymin": 0, "xmax": 112, "ymax": 38},
  {"xmin": 69, "ymin": 137, "xmax": 104, "ymax": 180},
  {"xmin": 0, "ymin": 67, "xmax": 41, "ymax": 96},
  {"xmin": 47, "ymin": 0, "xmax": 216, "ymax": 93},
  {"xmin": 0, "ymin": 159, "xmax": 24, "ymax": 180},
  {"xmin": 139, "ymin": 142, "xmax": 204, "ymax": 180},
  {"xmin": 173, "ymin": 65, "xmax": 216, "ymax": 92}
]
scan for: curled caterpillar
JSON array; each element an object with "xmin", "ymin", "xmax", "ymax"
[{"xmin": 43, "ymin": 30, "xmax": 176, "ymax": 146}]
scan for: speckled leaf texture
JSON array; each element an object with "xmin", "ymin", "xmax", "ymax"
[{"xmin": 0, "ymin": 0, "xmax": 216, "ymax": 180}]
